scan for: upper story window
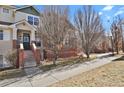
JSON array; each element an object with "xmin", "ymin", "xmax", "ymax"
[
  {"xmin": 0, "ymin": 30, "xmax": 3, "ymax": 40},
  {"xmin": 28, "ymin": 16, "xmax": 33, "ymax": 25},
  {"xmin": 28, "ymin": 16, "xmax": 39, "ymax": 26},
  {"xmin": 34, "ymin": 17, "xmax": 39, "ymax": 26},
  {"xmin": 3, "ymin": 8, "xmax": 9, "ymax": 13}
]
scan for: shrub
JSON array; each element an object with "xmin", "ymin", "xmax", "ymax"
[{"xmin": 5, "ymin": 49, "xmax": 17, "ymax": 68}]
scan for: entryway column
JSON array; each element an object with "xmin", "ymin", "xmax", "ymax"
[
  {"xmin": 31, "ymin": 30, "xmax": 35, "ymax": 42},
  {"xmin": 12, "ymin": 27, "xmax": 17, "ymax": 49}
]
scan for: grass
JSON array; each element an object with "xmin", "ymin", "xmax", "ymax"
[
  {"xmin": 50, "ymin": 56, "xmax": 124, "ymax": 87},
  {"xmin": 39, "ymin": 56, "xmax": 96, "ymax": 72},
  {"xmin": 0, "ymin": 69, "xmax": 26, "ymax": 80}
]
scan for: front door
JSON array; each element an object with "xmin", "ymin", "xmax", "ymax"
[{"xmin": 23, "ymin": 33, "xmax": 30, "ymax": 50}]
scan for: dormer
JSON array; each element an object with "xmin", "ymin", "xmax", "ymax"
[{"xmin": 14, "ymin": 6, "xmax": 40, "ymax": 26}]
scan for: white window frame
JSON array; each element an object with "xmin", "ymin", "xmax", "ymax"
[
  {"xmin": 27, "ymin": 15, "xmax": 39, "ymax": 26},
  {"xmin": 34, "ymin": 17, "xmax": 39, "ymax": 26}
]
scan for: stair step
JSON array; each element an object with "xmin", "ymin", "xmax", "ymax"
[{"xmin": 24, "ymin": 50, "xmax": 37, "ymax": 67}]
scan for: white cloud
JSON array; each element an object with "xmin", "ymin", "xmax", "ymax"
[
  {"xmin": 102, "ymin": 5, "xmax": 114, "ymax": 11},
  {"xmin": 114, "ymin": 10, "xmax": 124, "ymax": 16},
  {"xmin": 107, "ymin": 16, "xmax": 110, "ymax": 20},
  {"xmin": 99, "ymin": 12, "xmax": 103, "ymax": 15}
]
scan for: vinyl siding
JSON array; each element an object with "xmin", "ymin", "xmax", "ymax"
[
  {"xmin": 0, "ymin": 40, "xmax": 12, "ymax": 55},
  {"xmin": 0, "ymin": 29, "xmax": 12, "ymax": 55},
  {"xmin": 3, "ymin": 29, "xmax": 12, "ymax": 40},
  {"xmin": 15, "ymin": 11, "xmax": 27, "ymax": 22},
  {"xmin": 0, "ymin": 6, "xmax": 14, "ymax": 23},
  {"xmin": 15, "ymin": 11, "xmax": 39, "ymax": 23}
]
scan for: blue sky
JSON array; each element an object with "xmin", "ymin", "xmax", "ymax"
[{"xmin": 35, "ymin": 5, "xmax": 124, "ymax": 33}]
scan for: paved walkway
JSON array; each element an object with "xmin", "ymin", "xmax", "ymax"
[{"xmin": 0, "ymin": 53, "xmax": 121, "ymax": 87}]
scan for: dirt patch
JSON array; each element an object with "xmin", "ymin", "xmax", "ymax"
[
  {"xmin": 0, "ymin": 69, "xmax": 26, "ymax": 80},
  {"xmin": 39, "ymin": 57, "xmax": 95, "ymax": 72},
  {"xmin": 50, "ymin": 61, "xmax": 124, "ymax": 87}
]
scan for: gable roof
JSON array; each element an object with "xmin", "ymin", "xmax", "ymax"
[
  {"xmin": 10, "ymin": 19, "xmax": 37, "ymax": 30},
  {"xmin": 15, "ymin": 6, "xmax": 40, "ymax": 16}
]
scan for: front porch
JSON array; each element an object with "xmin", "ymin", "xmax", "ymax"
[
  {"xmin": 10, "ymin": 20, "xmax": 42, "ymax": 68},
  {"xmin": 17, "ymin": 29, "xmax": 31, "ymax": 50},
  {"xmin": 11, "ymin": 20, "xmax": 36, "ymax": 50}
]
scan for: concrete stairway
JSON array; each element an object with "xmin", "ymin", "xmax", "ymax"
[
  {"xmin": 23, "ymin": 50, "xmax": 41, "ymax": 76},
  {"xmin": 24, "ymin": 50, "xmax": 36, "ymax": 68}
]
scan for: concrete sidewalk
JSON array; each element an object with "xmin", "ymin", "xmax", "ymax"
[{"xmin": 0, "ymin": 54, "xmax": 121, "ymax": 87}]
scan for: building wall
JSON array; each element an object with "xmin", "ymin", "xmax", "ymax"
[
  {"xmin": 0, "ymin": 6, "xmax": 39, "ymax": 55},
  {"xmin": 0, "ymin": 6, "xmax": 40, "ymax": 25},
  {"xmin": 15, "ymin": 11, "xmax": 39, "ymax": 23},
  {"xmin": 3, "ymin": 29, "xmax": 12, "ymax": 40},
  {"xmin": 0, "ymin": 28, "xmax": 13, "ymax": 55},
  {"xmin": 0, "ymin": 40, "xmax": 13, "ymax": 55},
  {"xmin": 15, "ymin": 11, "xmax": 27, "ymax": 22},
  {"xmin": 0, "ymin": 6, "xmax": 15, "ymax": 23}
]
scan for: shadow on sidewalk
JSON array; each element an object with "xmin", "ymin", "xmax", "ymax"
[{"xmin": 113, "ymin": 56, "xmax": 124, "ymax": 61}]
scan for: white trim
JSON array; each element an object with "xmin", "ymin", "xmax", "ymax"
[{"xmin": 0, "ymin": 25, "xmax": 12, "ymax": 29}]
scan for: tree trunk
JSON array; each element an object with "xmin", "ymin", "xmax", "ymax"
[
  {"xmin": 53, "ymin": 51, "xmax": 58, "ymax": 65},
  {"xmin": 86, "ymin": 52, "xmax": 90, "ymax": 59},
  {"xmin": 116, "ymin": 42, "xmax": 119, "ymax": 54},
  {"xmin": 40, "ymin": 39, "xmax": 44, "ymax": 61},
  {"xmin": 122, "ymin": 41, "xmax": 124, "ymax": 52},
  {"xmin": 111, "ymin": 36, "xmax": 114, "ymax": 55},
  {"xmin": 116, "ymin": 47, "xmax": 119, "ymax": 54}
]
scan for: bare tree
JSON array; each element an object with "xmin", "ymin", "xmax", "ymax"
[
  {"xmin": 74, "ymin": 5, "xmax": 104, "ymax": 58},
  {"xmin": 121, "ymin": 25, "xmax": 124, "ymax": 52},
  {"xmin": 110, "ymin": 16, "xmax": 122, "ymax": 54},
  {"xmin": 37, "ymin": 5, "xmax": 72, "ymax": 65},
  {"xmin": 117, "ymin": 17, "xmax": 124, "ymax": 53}
]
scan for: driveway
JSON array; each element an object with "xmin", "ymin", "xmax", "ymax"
[{"xmin": 0, "ymin": 53, "xmax": 121, "ymax": 87}]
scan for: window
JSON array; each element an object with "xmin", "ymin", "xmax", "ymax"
[
  {"xmin": 0, "ymin": 30, "xmax": 3, "ymax": 40},
  {"xmin": 28, "ymin": 16, "xmax": 39, "ymax": 25},
  {"xmin": 3, "ymin": 8, "xmax": 9, "ymax": 13},
  {"xmin": 23, "ymin": 37, "xmax": 29, "ymax": 42},
  {"xmin": 28, "ymin": 16, "xmax": 33, "ymax": 25},
  {"xmin": 34, "ymin": 17, "xmax": 39, "ymax": 26}
]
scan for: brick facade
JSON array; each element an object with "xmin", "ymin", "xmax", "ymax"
[{"xmin": 46, "ymin": 48, "xmax": 78, "ymax": 61}]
